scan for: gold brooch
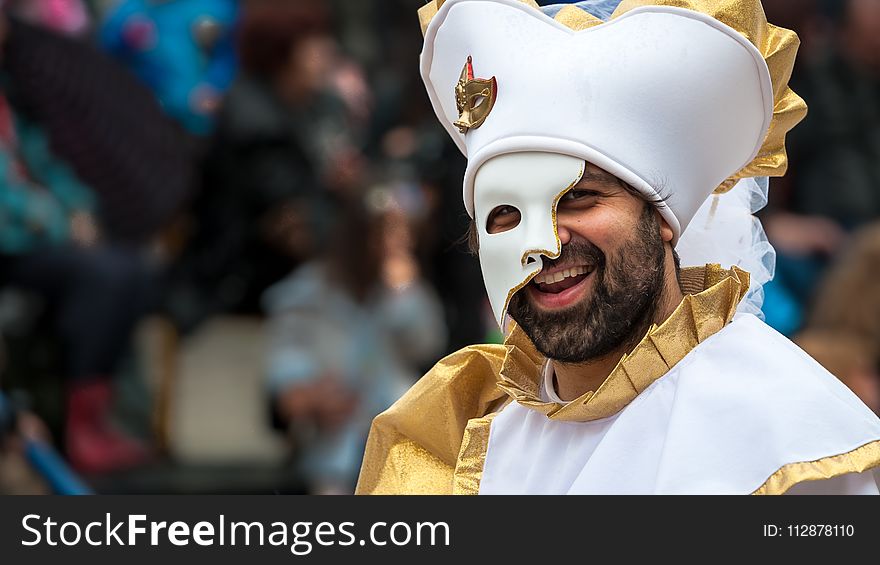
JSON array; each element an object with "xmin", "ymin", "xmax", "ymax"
[{"xmin": 454, "ymin": 56, "xmax": 497, "ymax": 134}]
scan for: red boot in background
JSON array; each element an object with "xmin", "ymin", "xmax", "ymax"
[{"xmin": 65, "ymin": 379, "xmax": 151, "ymax": 475}]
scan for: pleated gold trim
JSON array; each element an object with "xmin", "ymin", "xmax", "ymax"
[
  {"xmin": 417, "ymin": 0, "xmax": 806, "ymax": 189},
  {"xmin": 496, "ymin": 264, "xmax": 750, "ymax": 422},
  {"xmin": 751, "ymin": 440, "xmax": 880, "ymax": 495}
]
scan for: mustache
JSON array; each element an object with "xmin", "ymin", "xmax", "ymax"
[{"xmin": 543, "ymin": 239, "xmax": 605, "ymax": 271}]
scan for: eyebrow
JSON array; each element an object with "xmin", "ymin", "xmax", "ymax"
[{"xmin": 574, "ymin": 171, "xmax": 623, "ymax": 189}]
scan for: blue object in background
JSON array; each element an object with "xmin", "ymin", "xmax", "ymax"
[
  {"xmin": 761, "ymin": 252, "xmax": 831, "ymax": 337},
  {"xmin": 100, "ymin": 0, "xmax": 239, "ymax": 135},
  {"xmin": 0, "ymin": 392, "xmax": 12, "ymax": 433},
  {"xmin": 25, "ymin": 441, "xmax": 93, "ymax": 495},
  {"xmin": 1, "ymin": 391, "xmax": 92, "ymax": 495},
  {"xmin": 761, "ymin": 275, "xmax": 803, "ymax": 337}
]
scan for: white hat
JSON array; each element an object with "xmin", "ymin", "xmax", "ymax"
[{"xmin": 418, "ymin": 0, "xmax": 806, "ymax": 324}]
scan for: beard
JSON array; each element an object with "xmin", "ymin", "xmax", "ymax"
[{"xmin": 508, "ymin": 204, "xmax": 668, "ymax": 363}]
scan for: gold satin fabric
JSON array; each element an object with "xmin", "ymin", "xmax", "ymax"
[
  {"xmin": 452, "ymin": 413, "xmax": 499, "ymax": 494},
  {"xmin": 357, "ymin": 264, "xmax": 749, "ymax": 494},
  {"xmin": 416, "ymin": 0, "xmax": 807, "ymax": 191},
  {"xmin": 355, "ymin": 344, "xmax": 508, "ymax": 494}
]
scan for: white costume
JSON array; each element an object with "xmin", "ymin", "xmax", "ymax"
[
  {"xmin": 356, "ymin": 0, "xmax": 880, "ymax": 495},
  {"xmin": 482, "ymin": 313, "xmax": 880, "ymax": 494}
]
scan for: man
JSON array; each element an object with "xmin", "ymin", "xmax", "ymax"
[{"xmin": 357, "ymin": 0, "xmax": 880, "ymax": 494}]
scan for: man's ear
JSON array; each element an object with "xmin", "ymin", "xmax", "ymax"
[{"xmin": 657, "ymin": 210, "xmax": 675, "ymax": 244}]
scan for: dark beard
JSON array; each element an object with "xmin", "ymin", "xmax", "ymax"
[{"xmin": 508, "ymin": 204, "xmax": 667, "ymax": 363}]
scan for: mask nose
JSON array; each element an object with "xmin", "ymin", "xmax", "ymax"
[
  {"xmin": 519, "ymin": 209, "xmax": 560, "ymax": 267},
  {"xmin": 522, "ymin": 254, "xmax": 541, "ymax": 269}
]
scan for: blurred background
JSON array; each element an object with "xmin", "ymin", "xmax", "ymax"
[{"xmin": 0, "ymin": 0, "xmax": 878, "ymax": 495}]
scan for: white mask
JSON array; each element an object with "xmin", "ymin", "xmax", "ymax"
[{"xmin": 474, "ymin": 152, "xmax": 584, "ymax": 326}]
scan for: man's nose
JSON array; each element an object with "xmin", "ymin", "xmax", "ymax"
[{"xmin": 556, "ymin": 221, "xmax": 572, "ymax": 246}]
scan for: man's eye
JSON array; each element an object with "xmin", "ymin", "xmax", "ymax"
[
  {"xmin": 486, "ymin": 205, "xmax": 521, "ymax": 234},
  {"xmin": 561, "ymin": 189, "xmax": 597, "ymax": 202}
]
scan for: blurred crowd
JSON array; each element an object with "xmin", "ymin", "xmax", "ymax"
[{"xmin": 1, "ymin": 0, "xmax": 879, "ymax": 494}]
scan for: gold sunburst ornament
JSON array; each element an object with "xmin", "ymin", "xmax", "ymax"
[{"xmin": 453, "ymin": 56, "xmax": 497, "ymax": 133}]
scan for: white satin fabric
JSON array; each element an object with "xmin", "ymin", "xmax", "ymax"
[{"xmin": 479, "ymin": 314, "xmax": 880, "ymax": 494}]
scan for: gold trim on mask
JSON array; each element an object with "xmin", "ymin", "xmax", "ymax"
[
  {"xmin": 495, "ymin": 162, "xmax": 585, "ymax": 326},
  {"xmin": 751, "ymin": 440, "xmax": 880, "ymax": 495}
]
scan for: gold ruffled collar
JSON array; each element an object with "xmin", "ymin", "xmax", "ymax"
[{"xmin": 496, "ymin": 264, "xmax": 750, "ymax": 422}]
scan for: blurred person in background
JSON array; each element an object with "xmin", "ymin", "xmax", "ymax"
[
  {"xmin": 167, "ymin": 0, "xmax": 367, "ymax": 331},
  {"xmin": 0, "ymin": 90, "xmax": 154, "ymax": 475},
  {"xmin": 377, "ymin": 123, "xmax": 492, "ymax": 351},
  {"xmin": 795, "ymin": 221, "xmax": 880, "ymax": 415},
  {"xmin": 760, "ymin": 0, "xmax": 880, "ymax": 335},
  {"xmin": 795, "ymin": 331, "xmax": 879, "ymax": 415},
  {"xmin": 99, "ymin": 0, "xmax": 239, "ymax": 136},
  {"xmin": 263, "ymin": 189, "xmax": 445, "ymax": 494},
  {"xmin": 1, "ymin": 1, "xmax": 196, "ymax": 244},
  {"xmin": 809, "ymin": 222, "xmax": 880, "ymax": 349},
  {"xmin": 411, "ymin": 130, "xmax": 494, "ymax": 349},
  {"xmin": 0, "ymin": 10, "xmax": 155, "ymax": 475},
  {"xmin": 332, "ymin": 0, "xmax": 492, "ymax": 351}
]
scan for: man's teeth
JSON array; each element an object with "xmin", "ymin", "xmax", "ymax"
[{"xmin": 533, "ymin": 265, "xmax": 590, "ymax": 285}]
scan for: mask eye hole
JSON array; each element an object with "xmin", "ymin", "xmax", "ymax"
[{"xmin": 486, "ymin": 204, "xmax": 521, "ymax": 234}]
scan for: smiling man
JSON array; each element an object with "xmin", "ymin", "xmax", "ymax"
[
  {"xmin": 356, "ymin": 0, "xmax": 880, "ymax": 494},
  {"xmin": 495, "ymin": 160, "xmax": 680, "ymax": 397}
]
